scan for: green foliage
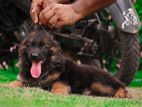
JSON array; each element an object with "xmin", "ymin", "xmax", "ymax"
[
  {"xmin": 130, "ymin": 71, "xmax": 142, "ymax": 87},
  {"xmin": 0, "ymin": 67, "xmax": 19, "ymax": 83},
  {"xmin": 135, "ymin": 0, "xmax": 142, "ymax": 44}
]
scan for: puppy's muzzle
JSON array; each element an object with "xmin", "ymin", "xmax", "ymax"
[{"xmin": 30, "ymin": 53, "xmax": 40, "ymax": 61}]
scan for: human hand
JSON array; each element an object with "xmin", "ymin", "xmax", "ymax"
[
  {"xmin": 39, "ymin": 3, "xmax": 83, "ymax": 28},
  {"xmin": 30, "ymin": 0, "xmax": 68, "ymax": 24},
  {"xmin": 30, "ymin": 0, "xmax": 44, "ymax": 23}
]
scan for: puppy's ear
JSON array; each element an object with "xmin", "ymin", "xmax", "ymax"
[
  {"xmin": 31, "ymin": 23, "xmax": 48, "ymax": 31},
  {"xmin": 52, "ymin": 40, "xmax": 61, "ymax": 47},
  {"xmin": 32, "ymin": 24, "xmax": 41, "ymax": 31},
  {"xmin": 32, "ymin": 24, "xmax": 38, "ymax": 31}
]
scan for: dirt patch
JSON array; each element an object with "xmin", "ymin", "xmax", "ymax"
[{"xmin": 127, "ymin": 88, "xmax": 142, "ymax": 99}]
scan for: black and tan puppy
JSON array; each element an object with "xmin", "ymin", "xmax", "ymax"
[{"xmin": 10, "ymin": 25, "xmax": 131, "ymax": 98}]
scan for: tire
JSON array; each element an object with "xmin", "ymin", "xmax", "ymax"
[{"xmin": 115, "ymin": 31, "xmax": 140, "ymax": 86}]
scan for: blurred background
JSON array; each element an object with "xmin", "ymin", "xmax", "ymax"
[{"xmin": 0, "ymin": 0, "xmax": 142, "ymax": 87}]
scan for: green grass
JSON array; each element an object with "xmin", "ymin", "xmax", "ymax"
[
  {"xmin": 0, "ymin": 86, "xmax": 142, "ymax": 107},
  {"xmin": 0, "ymin": 67, "xmax": 142, "ymax": 107}
]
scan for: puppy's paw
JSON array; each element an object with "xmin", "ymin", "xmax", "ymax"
[
  {"xmin": 9, "ymin": 81, "xmax": 24, "ymax": 88},
  {"xmin": 51, "ymin": 81, "xmax": 70, "ymax": 95},
  {"xmin": 51, "ymin": 88, "xmax": 70, "ymax": 95},
  {"xmin": 114, "ymin": 88, "xmax": 132, "ymax": 98}
]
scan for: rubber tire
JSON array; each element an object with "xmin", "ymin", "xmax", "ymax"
[{"xmin": 115, "ymin": 31, "xmax": 140, "ymax": 86}]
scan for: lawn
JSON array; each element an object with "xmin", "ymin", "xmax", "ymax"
[
  {"xmin": 0, "ymin": 86, "xmax": 142, "ymax": 107},
  {"xmin": 0, "ymin": 67, "xmax": 142, "ymax": 107}
]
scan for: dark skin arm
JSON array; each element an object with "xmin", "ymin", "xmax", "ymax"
[
  {"xmin": 38, "ymin": 0, "xmax": 116, "ymax": 28},
  {"xmin": 72, "ymin": 0, "xmax": 116, "ymax": 18}
]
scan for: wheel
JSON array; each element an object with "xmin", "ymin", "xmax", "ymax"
[
  {"xmin": 115, "ymin": 31, "xmax": 140, "ymax": 86},
  {"xmin": 80, "ymin": 30, "xmax": 140, "ymax": 86}
]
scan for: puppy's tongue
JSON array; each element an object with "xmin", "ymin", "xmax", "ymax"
[{"xmin": 30, "ymin": 61, "xmax": 42, "ymax": 78}]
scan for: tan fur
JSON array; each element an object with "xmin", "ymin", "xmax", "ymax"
[
  {"xmin": 114, "ymin": 88, "xmax": 132, "ymax": 98},
  {"xmin": 47, "ymin": 72, "xmax": 61, "ymax": 81},
  {"xmin": 51, "ymin": 47, "xmax": 59, "ymax": 54},
  {"xmin": 9, "ymin": 81, "xmax": 24, "ymax": 88},
  {"xmin": 91, "ymin": 82, "xmax": 114, "ymax": 94},
  {"xmin": 51, "ymin": 81, "xmax": 71, "ymax": 95},
  {"xmin": 51, "ymin": 55, "xmax": 56, "ymax": 62}
]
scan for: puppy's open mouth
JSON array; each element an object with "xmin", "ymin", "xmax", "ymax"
[{"xmin": 30, "ymin": 61, "xmax": 42, "ymax": 78}]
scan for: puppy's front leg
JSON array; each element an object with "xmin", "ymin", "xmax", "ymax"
[
  {"xmin": 51, "ymin": 81, "xmax": 71, "ymax": 95},
  {"xmin": 114, "ymin": 88, "xmax": 132, "ymax": 98},
  {"xmin": 9, "ymin": 80, "xmax": 24, "ymax": 88}
]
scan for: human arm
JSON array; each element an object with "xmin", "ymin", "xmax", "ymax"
[
  {"xmin": 39, "ymin": 0, "xmax": 116, "ymax": 28},
  {"xmin": 71, "ymin": 0, "xmax": 116, "ymax": 18}
]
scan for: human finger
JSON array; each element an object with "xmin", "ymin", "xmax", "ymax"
[
  {"xmin": 48, "ymin": 14, "xmax": 59, "ymax": 28},
  {"xmin": 55, "ymin": 19, "xmax": 65, "ymax": 28},
  {"xmin": 30, "ymin": 0, "xmax": 43, "ymax": 23},
  {"xmin": 30, "ymin": 3, "xmax": 39, "ymax": 23},
  {"xmin": 39, "ymin": 7, "xmax": 55, "ymax": 25}
]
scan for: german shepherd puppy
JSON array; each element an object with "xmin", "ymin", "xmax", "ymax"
[{"xmin": 10, "ymin": 25, "xmax": 131, "ymax": 98}]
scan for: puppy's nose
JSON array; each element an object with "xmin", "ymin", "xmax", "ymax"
[{"xmin": 31, "ymin": 53, "xmax": 39, "ymax": 60}]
